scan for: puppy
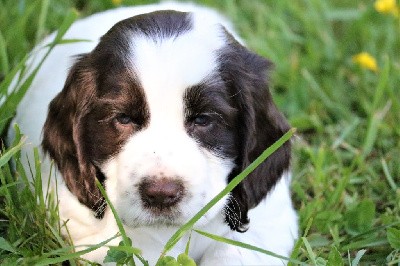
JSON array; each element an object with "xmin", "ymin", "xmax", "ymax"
[{"xmin": 11, "ymin": 2, "xmax": 298, "ymax": 265}]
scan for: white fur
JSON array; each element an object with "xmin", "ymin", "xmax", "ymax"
[{"xmin": 9, "ymin": 2, "xmax": 298, "ymax": 265}]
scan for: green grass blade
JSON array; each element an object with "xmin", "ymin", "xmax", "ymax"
[
  {"xmin": 0, "ymin": 237, "xmax": 17, "ymax": 254},
  {"xmin": 52, "ymin": 9, "xmax": 79, "ymax": 44},
  {"xmin": 44, "ymin": 38, "xmax": 92, "ymax": 46},
  {"xmin": 362, "ymin": 58, "xmax": 391, "ymax": 158},
  {"xmin": 0, "ymin": 30, "xmax": 9, "ymax": 75},
  {"xmin": 33, "ymin": 148, "xmax": 45, "ymax": 208},
  {"xmin": 326, "ymin": 8, "xmax": 361, "ymax": 21},
  {"xmin": 351, "ymin": 249, "xmax": 366, "ymax": 266},
  {"xmin": 95, "ymin": 179, "xmax": 137, "ymax": 266},
  {"xmin": 0, "ymin": 53, "xmax": 29, "ymax": 95},
  {"xmin": 185, "ymin": 232, "xmax": 192, "ymax": 255},
  {"xmin": 301, "ymin": 237, "xmax": 318, "ymax": 265},
  {"xmin": 371, "ymin": 57, "xmax": 390, "ymax": 113},
  {"xmin": 34, "ymin": 0, "xmax": 50, "ymax": 45},
  {"xmin": 362, "ymin": 101, "xmax": 391, "ymax": 158},
  {"xmin": 331, "ymin": 118, "xmax": 360, "ymax": 149},
  {"xmin": 342, "ymin": 237, "xmax": 388, "ymax": 251},
  {"xmin": 194, "ymin": 229, "xmax": 305, "ymax": 265},
  {"xmin": 95, "ymin": 180, "xmax": 129, "ymax": 246},
  {"xmin": 0, "ymin": 137, "xmax": 25, "ymax": 168},
  {"xmin": 104, "ymin": 245, "xmax": 142, "ymax": 255},
  {"xmin": 381, "ymin": 158, "xmax": 398, "ymax": 191},
  {"xmin": 34, "ymin": 234, "xmax": 119, "ymax": 265},
  {"xmin": 0, "ymin": 9, "xmax": 78, "ymax": 135},
  {"xmin": 0, "ymin": 181, "xmax": 21, "ymax": 196},
  {"xmin": 289, "ymin": 217, "xmax": 314, "ymax": 266},
  {"xmin": 387, "ymin": 227, "xmax": 400, "ymax": 250}
]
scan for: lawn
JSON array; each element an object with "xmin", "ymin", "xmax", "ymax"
[{"xmin": 1, "ymin": 0, "xmax": 399, "ymax": 265}]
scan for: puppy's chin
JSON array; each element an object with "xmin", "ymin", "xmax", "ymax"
[{"xmin": 120, "ymin": 208, "xmax": 186, "ymax": 228}]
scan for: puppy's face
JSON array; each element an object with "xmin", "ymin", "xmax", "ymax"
[{"xmin": 43, "ymin": 10, "xmax": 291, "ymax": 231}]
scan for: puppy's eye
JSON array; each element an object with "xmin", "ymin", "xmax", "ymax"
[
  {"xmin": 193, "ymin": 114, "xmax": 212, "ymax": 127},
  {"xmin": 116, "ymin": 114, "xmax": 133, "ymax": 125}
]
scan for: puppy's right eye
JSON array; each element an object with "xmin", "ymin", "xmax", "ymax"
[{"xmin": 116, "ymin": 114, "xmax": 133, "ymax": 125}]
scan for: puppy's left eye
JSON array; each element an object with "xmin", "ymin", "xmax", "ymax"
[
  {"xmin": 193, "ymin": 114, "xmax": 212, "ymax": 127},
  {"xmin": 116, "ymin": 114, "xmax": 133, "ymax": 125}
]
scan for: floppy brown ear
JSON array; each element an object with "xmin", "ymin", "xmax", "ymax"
[
  {"xmin": 220, "ymin": 39, "xmax": 291, "ymax": 232},
  {"xmin": 42, "ymin": 55, "xmax": 105, "ymax": 217}
]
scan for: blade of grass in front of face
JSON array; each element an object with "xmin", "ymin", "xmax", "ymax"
[
  {"xmin": 96, "ymin": 179, "xmax": 147, "ymax": 266},
  {"xmin": 194, "ymin": 229, "xmax": 305, "ymax": 265},
  {"xmin": 103, "ymin": 245, "xmax": 142, "ymax": 256},
  {"xmin": 185, "ymin": 232, "xmax": 192, "ymax": 255},
  {"xmin": 95, "ymin": 179, "xmax": 134, "ymax": 266},
  {"xmin": 95, "ymin": 180, "xmax": 128, "ymax": 244},
  {"xmin": 159, "ymin": 128, "xmax": 295, "ymax": 261}
]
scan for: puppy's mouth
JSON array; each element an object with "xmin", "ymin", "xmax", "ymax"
[
  {"xmin": 128, "ymin": 205, "xmax": 185, "ymax": 227},
  {"xmin": 145, "ymin": 205, "xmax": 183, "ymax": 220},
  {"xmin": 143, "ymin": 201, "xmax": 181, "ymax": 214}
]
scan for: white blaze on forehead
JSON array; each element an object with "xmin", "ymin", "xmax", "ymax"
[{"xmin": 128, "ymin": 14, "xmax": 226, "ymax": 127}]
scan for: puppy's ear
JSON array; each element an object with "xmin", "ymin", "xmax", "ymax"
[
  {"xmin": 42, "ymin": 55, "xmax": 105, "ymax": 217},
  {"xmin": 220, "ymin": 38, "xmax": 291, "ymax": 232}
]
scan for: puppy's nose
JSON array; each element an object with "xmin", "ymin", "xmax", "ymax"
[{"xmin": 139, "ymin": 178, "xmax": 184, "ymax": 208}]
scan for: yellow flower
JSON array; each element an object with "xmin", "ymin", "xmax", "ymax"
[
  {"xmin": 352, "ymin": 52, "xmax": 379, "ymax": 72},
  {"xmin": 112, "ymin": 0, "xmax": 123, "ymax": 5},
  {"xmin": 374, "ymin": 0, "xmax": 399, "ymax": 16}
]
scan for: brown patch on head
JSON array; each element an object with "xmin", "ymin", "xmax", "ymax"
[{"xmin": 42, "ymin": 53, "xmax": 149, "ymax": 217}]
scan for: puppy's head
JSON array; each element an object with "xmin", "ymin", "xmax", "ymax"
[{"xmin": 42, "ymin": 10, "xmax": 290, "ymax": 232}]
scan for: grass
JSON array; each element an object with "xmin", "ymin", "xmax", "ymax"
[{"xmin": 1, "ymin": 0, "xmax": 400, "ymax": 265}]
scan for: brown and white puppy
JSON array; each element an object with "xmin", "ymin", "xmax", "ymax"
[{"xmin": 11, "ymin": 2, "xmax": 298, "ymax": 265}]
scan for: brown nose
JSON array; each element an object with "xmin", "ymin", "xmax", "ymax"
[{"xmin": 139, "ymin": 178, "xmax": 184, "ymax": 209}]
